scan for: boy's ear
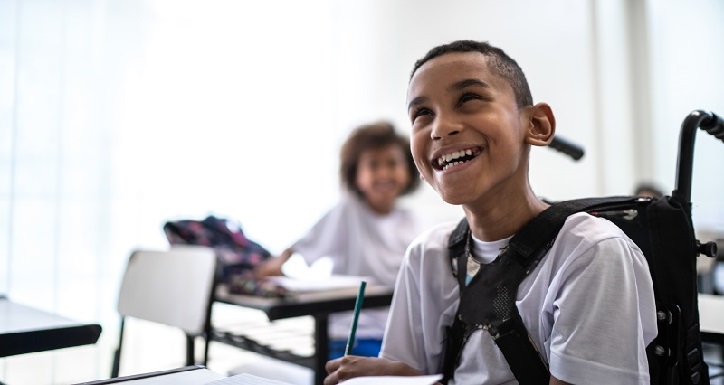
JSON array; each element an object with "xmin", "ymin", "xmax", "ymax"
[{"xmin": 524, "ymin": 103, "xmax": 556, "ymax": 146}]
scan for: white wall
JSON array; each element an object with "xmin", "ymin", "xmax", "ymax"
[
  {"xmin": 0, "ymin": 0, "xmax": 723, "ymax": 383},
  {"xmin": 328, "ymin": 0, "xmax": 724, "ymax": 227},
  {"xmin": 330, "ymin": 0, "xmax": 604, "ymax": 225},
  {"xmin": 647, "ymin": 0, "xmax": 724, "ymax": 230}
]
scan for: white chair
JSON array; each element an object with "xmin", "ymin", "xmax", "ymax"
[{"xmin": 111, "ymin": 247, "xmax": 217, "ymax": 378}]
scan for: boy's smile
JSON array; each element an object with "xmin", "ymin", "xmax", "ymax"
[
  {"xmin": 433, "ymin": 146, "xmax": 483, "ymax": 171},
  {"xmin": 407, "ymin": 51, "xmax": 531, "ymax": 209}
]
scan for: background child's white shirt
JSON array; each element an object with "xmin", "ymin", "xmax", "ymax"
[
  {"xmin": 380, "ymin": 212, "xmax": 657, "ymax": 384},
  {"xmin": 291, "ymin": 192, "xmax": 423, "ymax": 340}
]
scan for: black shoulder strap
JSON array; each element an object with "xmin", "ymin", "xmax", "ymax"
[
  {"xmin": 509, "ymin": 197, "xmax": 626, "ymax": 260},
  {"xmin": 441, "ymin": 197, "xmax": 630, "ymax": 384},
  {"xmin": 441, "ymin": 218, "xmax": 471, "ymax": 383}
]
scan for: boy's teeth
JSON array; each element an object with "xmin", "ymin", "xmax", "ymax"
[
  {"xmin": 440, "ymin": 151, "xmax": 465, "ymax": 164},
  {"xmin": 443, "ymin": 161, "xmax": 461, "ymax": 170}
]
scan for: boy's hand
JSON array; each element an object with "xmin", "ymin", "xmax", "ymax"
[{"xmin": 323, "ymin": 356, "xmax": 422, "ymax": 385}]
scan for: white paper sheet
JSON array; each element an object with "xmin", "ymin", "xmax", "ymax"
[
  {"xmin": 205, "ymin": 373, "xmax": 442, "ymax": 385},
  {"xmin": 265, "ymin": 275, "xmax": 370, "ymax": 293},
  {"xmin": 205, "ymin": 373, "xmax": 292, "ymax": 385},
  {"xmin": 341, "ymin": 374, "xmax": 442, "ymax": 385}
]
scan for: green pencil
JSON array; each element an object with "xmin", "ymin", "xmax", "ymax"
[{"xmin": 345, "ymin": 280, "xmax": 367, "ymax": 355}]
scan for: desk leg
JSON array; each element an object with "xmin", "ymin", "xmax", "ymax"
[
  {"xmin": 185, "ymin": 334, "xmax": 195, "ymax": 365},
  {"xmin": 314, "ymin": 314, "xmax": 329, "ymax": 385}
]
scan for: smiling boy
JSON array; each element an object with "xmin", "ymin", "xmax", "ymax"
[{"xmin": 323, "ymin": 40, "xmax": 656, "ymax": 385}]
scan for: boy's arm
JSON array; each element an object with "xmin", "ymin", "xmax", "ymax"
[{"xmin": 547, "ymin": 234, "xmax": 655, "ymax": 383}]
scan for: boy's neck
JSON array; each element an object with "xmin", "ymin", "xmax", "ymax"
[{"xmin": 464, "ymin": 191, "xmax": 548, "ymax": 242}]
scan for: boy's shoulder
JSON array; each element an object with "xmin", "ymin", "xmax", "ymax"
[
  {"xmin": 407, "ymin": 220, "xmax": 461, "ymax": 251},
  {"xmin": 550, "ymin": 211, "xmax": 644, "ymax": 263},
  {"xmin": 407, "ymin": 211, "xmax": 634, "ymax": 255},
  {"xmin": 402, "ymin": 221, "xmax": 461, "ymax": 275},
  {"xmin": 559, "ymin": 211, "xmax": 633, "ymax": 243}
]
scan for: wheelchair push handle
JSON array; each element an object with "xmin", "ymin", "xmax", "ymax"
[
  {"xmin": 700, "ymin": 111, "xmax": 724, "ymax": 143},
  {"xmin": 673, "ymin": 109, "xmax": 723, "ymax": 211},
  {"xmin": 548, "ymin": 135, "xmax": 585, "ymax": 161}
]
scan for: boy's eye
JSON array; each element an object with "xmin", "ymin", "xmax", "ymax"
[
  {"xmin": 457, "ymin": 92, "xmax": 481, "ymax": 106},
  {"xmin": 411, "ymin": 107, "xmax": 433, "ymax": 122}
]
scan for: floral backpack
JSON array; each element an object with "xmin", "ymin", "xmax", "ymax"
[{"xmin": 163, "ymin": 215, "xmax": 272, "ymax": 282}]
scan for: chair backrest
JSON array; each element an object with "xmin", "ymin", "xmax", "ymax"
[{"xmin": 117, "ymin": 247, "xmax": 217, "ymax": 335}]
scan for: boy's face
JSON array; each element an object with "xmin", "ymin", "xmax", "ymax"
[
  {"xmin": 406, "ymin": 52, "xmax": 531, "ymax": 206},
  {"xmin": 356, "ymin": 144, "xmax": 410, "ymax": 213}
]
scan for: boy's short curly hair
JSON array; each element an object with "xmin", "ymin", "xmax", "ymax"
[
  {"xmin": 410, "ymin": 40, "xmax": 533, "ymax": 108},
  {"xmin": 340, "ymin": 121, "xmax": 420, "ymax": 198}
]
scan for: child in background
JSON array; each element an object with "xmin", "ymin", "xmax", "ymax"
[
  {"xmin": 323, "ymin": 40, "xmax": 656, "ymax": 384},
  {"xmin": 634, "ymin": 182, "xmax": 664, "ymax": 199},
  {"xmin": 253, "ymin": 121, "xmax": 423, "ymax": 359}
]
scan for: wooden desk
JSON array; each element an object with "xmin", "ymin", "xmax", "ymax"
[
  {"xmin": 0, "ymin": 295, "xmax": 102, "ymax": 358},
  {"xmin": 213, "ymin": 284, "xmax": 394, "ymax": 385}
]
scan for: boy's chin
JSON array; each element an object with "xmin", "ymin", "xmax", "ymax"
[
  {"xmin": 437, "ymin": 192, "xmax": 470, "ymax": 206},
  {"xmin": 439, "ymin": 190, "xmax": 489, "ymax": 208}
]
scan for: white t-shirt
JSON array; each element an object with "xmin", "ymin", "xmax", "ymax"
[
  {"xmin": 292, "ymin": 192, "xmax": 423, "ymax": 339},
  {"xmin": 381, "ymin": 212, "xmax": 657, "ymax": 384}
]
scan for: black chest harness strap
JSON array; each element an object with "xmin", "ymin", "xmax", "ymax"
[{"xmin": 440, "ymin": 201, "xmax": 606, "ymax": 385}]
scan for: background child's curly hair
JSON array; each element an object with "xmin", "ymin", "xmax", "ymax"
[{"xmin": 339, "ymin": 121, "xmax": 420, "ymax": 198}]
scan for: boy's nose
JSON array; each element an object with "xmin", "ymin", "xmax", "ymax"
[{"xmin": 431, "ymin": 115, "xmax": 461, "ymax": 140}]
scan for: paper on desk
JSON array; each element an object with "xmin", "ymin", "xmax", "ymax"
[
  {"xmin": 205, "ymin": 373, "xmax": 442, "ymax": 385},
  {"xmin": 265, "ymin": 275, "xmax": 370, "ymax": 293},
  {"xmin": 341, "ymin": 374, "xmax": 442, "ymax": 385},
  {"xmin": 205, "ymin": 373, "xmax": 293, "ymax": 385}
]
